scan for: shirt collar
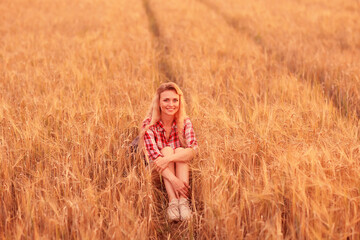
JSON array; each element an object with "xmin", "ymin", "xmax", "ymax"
[{"xmin": 156, "ymin": 119, "xmax": 177, "ymax": 132}]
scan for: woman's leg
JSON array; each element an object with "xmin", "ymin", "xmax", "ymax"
[
  {"xmin": 174, "ymin": 147, "xmax": 192, "ymax": 220},
  {"xmin": 174, "ymin": 148, "xmax": 189, "ymax": 194},
  {"xmin": 160, "ymin": 147, "xmax": 177, "ymax": 202}
]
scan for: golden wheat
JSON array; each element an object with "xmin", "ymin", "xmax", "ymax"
[{"xmin": 1, "ymin": 0, "xmax": 359, "ymax": 239}]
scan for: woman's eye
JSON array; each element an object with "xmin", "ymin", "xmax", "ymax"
[
  {"xmin": 164, "ymin": 99, "xmax": 169, "ymax": 102},
  {"xmin": 174, "ymin": 99, "xmax": 179, "ymax": 102}
]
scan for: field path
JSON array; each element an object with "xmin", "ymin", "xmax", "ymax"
[{"xmin": 142, "ymin": 0, "xmax": 181, "ymax": 85}]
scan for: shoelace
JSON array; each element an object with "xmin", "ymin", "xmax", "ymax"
[
  {"xmin": 178, "ymin": 200, "xmax": 189, "ymax": 209},
  {"xmin": 168, "ymin": 202, "xmax": 178, "ymax": 212}
]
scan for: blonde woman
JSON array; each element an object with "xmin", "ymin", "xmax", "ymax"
[{"xmin": 139, "ymin": 82, "xmax": 198, "ymax": 221}]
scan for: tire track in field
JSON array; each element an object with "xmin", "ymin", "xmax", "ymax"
[
  {"xmin": 197, "ymin": 0, "xmax": 358, "ymax": 118},
  {"xmin": 142, "ymin": 0, "xmax": 182, "ymax": 85},
  {"xmin": 196, "ymin": 0, "xmax": 264, "ymax": 45}
]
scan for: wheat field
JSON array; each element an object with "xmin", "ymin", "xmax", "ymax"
[{"xmin": 1, "ymin": 0, "xmax": 360, "ymax": 239}]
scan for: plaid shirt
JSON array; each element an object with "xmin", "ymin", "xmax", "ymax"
[{"xmin": 143, "ymin": 117, "xmax": 198, "ymax": 161}]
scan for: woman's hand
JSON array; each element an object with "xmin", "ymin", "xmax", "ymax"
[
  {"xmin": 170, "ymin": 177, "xmax": 190, "ymax": 198},
  {"xmin": 154, "ymin": 157, "xmax": 170, "ymax": 173}
]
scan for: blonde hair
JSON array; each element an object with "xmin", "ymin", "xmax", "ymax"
[{"xmin": 139, "ymin": 82, "xmax": 188, "ymax": 152}]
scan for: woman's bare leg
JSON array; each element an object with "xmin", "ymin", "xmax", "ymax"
[
  {"xmin": 175, "ymin": 148, "xmax": 189, "ymax": 198},
  {"xmin": 174, "ymin": 147, "xmax": 192, "ymax": 220},
  {"xmin": 160, "ymin": 147, "xmax": 177, "ymax": 202}
]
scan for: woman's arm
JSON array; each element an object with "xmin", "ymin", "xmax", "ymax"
[
  {"xmin": 159, "ymin": 167, "xmax": 176, "ymax": 181},
  {"xmin": 156, "ymin": 165, "xmax": 189, "ymax": 197},
  {"xmin": 168, "ymin": 147, "xmax": 195, "ymax": 163},
  {"xmin": 153, "ymin": 147, "xmax": 195, "ymax": 172},
  {"xmin": 144, "ymin": 129, "xmax": 164, "ymax": 162}
]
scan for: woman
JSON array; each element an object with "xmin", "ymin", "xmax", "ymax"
[{"xmin": 139, "ymin": 82, "xmax": 198, "ymax": 221}]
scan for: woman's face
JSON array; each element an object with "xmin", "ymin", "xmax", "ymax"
[{"xmin": 159, "ymin": 90, "xmax": 180, "ymax": 116}]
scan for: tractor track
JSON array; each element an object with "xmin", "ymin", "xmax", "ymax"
[{"xmin": 142, "ymin": 0, "xmax": 182, "ymax": 86}]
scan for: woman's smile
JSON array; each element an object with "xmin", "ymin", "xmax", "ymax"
[{"xmin": 164, "ymin": 107, "xmax": 177, "ymax": 114}]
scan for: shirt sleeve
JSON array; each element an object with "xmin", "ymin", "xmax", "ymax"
[
  {"xmin": 142, "ymin": 117, "xmax": 151, "ymax": 129},
  {"xmin": 184, "ymin": 118, "xmax": 198, "ymax": 151},
  {"xmin": 144, "ymin": 129, "xmax": 163, "ymax": 161}
]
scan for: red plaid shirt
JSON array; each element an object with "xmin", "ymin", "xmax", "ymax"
[{"xmin": 143, "ymin": 117, "xmax": 198, "ymax": 161}]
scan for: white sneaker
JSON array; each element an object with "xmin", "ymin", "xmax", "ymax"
[
  {"xmin": 178, "ymin": 198, "xmax": 192, "ymax": 221},
  {"xmin": 167, "ymin": 199, "xmax": 180, "ymax": 221}
]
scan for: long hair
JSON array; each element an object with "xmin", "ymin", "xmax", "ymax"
[{"xmin": 139, "ymin": 82, "xmax": 188, "ymax": 152}]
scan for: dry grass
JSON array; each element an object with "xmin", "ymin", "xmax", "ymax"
[{"xmin": 1, "ymin": 0, "xmax": 360, "ymax": 239}]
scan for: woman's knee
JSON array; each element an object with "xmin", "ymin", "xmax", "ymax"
[
  {"xmin": 161, "ymin": 146, "xmax": 174, "ymax": 156},
  {"xmin": 176, "ymin": 162, "xmax": 189, "ymax": 169},
  {"xmin": 174, "ymin": 147, "xmax": 185, "ymax": 154}
]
